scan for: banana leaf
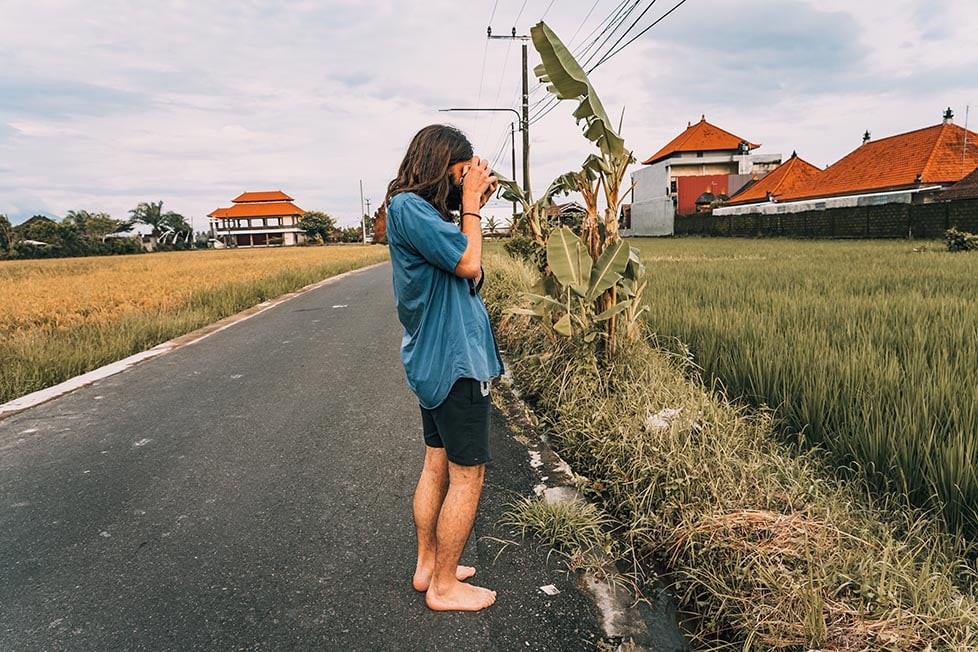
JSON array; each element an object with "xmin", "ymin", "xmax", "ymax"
[
  {"xmin": 553, "ymin": 313, "xmax": 573, "ymax": 337},
  {"xmin": 547, "ymin": 226, "xmax": 591, "ymax": 296},
  {"xmin": 595, "ymin": 300, "xmax": 631, "ymax": 322},
  {"xmin": 585, "ymin": 239, "xmax": 630, "ymax": 302},
  {"xmin": 530, "ymin": 21, "xmax": 626, "ymax": 160}
]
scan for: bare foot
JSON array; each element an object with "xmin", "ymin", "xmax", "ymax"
[
  {"xmin": 425, "ymin": 580, "xmax": 496, "ymax": 612},
  {"xmin": 413, "ymin": 564, "xmax": 476, "ymax": 592}
]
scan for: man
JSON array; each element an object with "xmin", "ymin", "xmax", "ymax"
[{"xmin": 384, "ymin": 125, "xmax": 504, "ymax": 612}]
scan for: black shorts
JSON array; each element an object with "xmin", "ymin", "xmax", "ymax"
[{"xmin": 420, "ymin": 378, "xmax": 492, "ymax": 466}]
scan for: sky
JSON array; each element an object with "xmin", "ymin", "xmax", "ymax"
[{"xmin": 1, "ymin": 0, "xmax": 976, "ymax": 232}]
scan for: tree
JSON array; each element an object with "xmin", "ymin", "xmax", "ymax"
[
  {"xmin": 0, "ymin": 214, "xmax": 12, "ymax": 254},
  {"xmin": 129, "ymin": 201, "xmax": 185, "ymax": 241},
  {"xmin": 373, "ymin": 203, "xmax": 387, "ymax": 244},
  {"xmin": 65, "ymin": 210, "xmax": 132, "ymax": 243},
  {"xmin": 298, "ymin": 211, "xmax": 337, "ymax": 243}
]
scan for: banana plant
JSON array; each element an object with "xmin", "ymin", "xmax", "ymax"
[
  {"xmin": 497, "ymin": 172, "xmax": 579, "ymax": 271},
  {"xmin": 529, "ymin": 20, "xmax": 640, "ymax": 357},
  {"xmin": 509, "ymin": 226, "xmax": 633, "ymax": 341}
]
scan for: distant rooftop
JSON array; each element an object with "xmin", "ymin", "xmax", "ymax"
[{"xmin": 642, "ymin": 115, "xmax": 760, "ymax": 165}]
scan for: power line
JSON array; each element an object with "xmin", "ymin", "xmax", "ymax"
[
  {"xmin": 596, "ymin": 0, "xmax": 689, "ymax": 67},
  {"xmin": 529, "ymin": 0, "xmax": 689, "ymax": 126},
  {"xmin": 527, "ymin": 0, "xmax": 642, "ymax": 120},
  {"xmin": 540, "ymin": 0, "xmax": 556, "ymax": 21},
  {"xmin": 513, "ymin": 0, "xmax": 529, "ymax": 25}
]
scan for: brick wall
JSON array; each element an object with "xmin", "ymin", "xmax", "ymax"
[{"xmin": 673, "ymin": 199, "xmax": 978, "ymax": 238}]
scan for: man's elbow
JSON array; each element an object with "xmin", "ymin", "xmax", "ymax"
[{"xmin": 454, "ymin": 257, "xmax": 481, "ymax": 279}]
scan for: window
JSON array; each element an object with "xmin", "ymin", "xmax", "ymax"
[{"xmin": 267, "ymin": 217, "xmax": 280, "ymax": 227}]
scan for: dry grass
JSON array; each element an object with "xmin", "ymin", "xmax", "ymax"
[{"xmin": 0, "ymin": 246, "xmax": 389, "ymax": 403}]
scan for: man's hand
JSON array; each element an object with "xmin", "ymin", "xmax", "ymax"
[{"xmin": 460, "ymin": 157, "xmax": 497, "ymax": 212}]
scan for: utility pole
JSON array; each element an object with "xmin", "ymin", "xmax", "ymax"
[
  {"xmin": 359, "ymin": 179, "xmax": 366, "ymax": 243},
  {"xmin": 488, "ymin": 26, "xmax": 531, "ymax": 199},
  {"xmin": 364, "ymin": 198, "xmax": 371, "ymax": 243}
]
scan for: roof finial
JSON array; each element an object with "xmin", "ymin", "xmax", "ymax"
[
  {"xmin": 791, "ymin": 150, "xmax": 797, "ymax": 158},
  {"xmin": 701, "ymin": 114, "xmax": 706, "ymax": 122},
  {"xmin": 943, "ymin": 107, "xmax": 954, "ymax": 124},
  {"xmin": 862, "ymin": 130, "xmax": 871, "ymax": 145}
]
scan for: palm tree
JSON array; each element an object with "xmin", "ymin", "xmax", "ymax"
[{"xmin": 129, "ymin": 201, "xmax": 187, "ymax": 246}]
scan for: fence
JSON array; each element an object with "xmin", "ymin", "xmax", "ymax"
[{"xmin": 675, "ymin": 199, "xmax": 978, "ymax": 238}]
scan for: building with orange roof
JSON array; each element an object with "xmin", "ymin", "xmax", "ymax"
[
  {"xmin": 935, "ymin": 164, "xmax": 978, "ymax": 201},
  {"xmin": 716, "ymin": 108, "xmax": 978, "ymax": 217},
  {"xmin": 627, "ymin": 115, "xmax": 781, "ymax": 235},
  {"xmin": 207, "ymin": 190, "xmax": 307, "ymax": 247},
  {"xmin": 725, "ymin": 152, "xmax": 823, "ymax": 205}
]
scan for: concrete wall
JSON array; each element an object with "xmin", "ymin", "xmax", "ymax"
[
  {"xmin": 627, "ymin": 166, "xmax": 674, "ymax": 236},
  {"xmin": 675, "ymin": 198, "xmax": 978, "ymax": 238},
  {"xmin": 628, "ymin": 152, "xmax": 783, "ymax": 236}
]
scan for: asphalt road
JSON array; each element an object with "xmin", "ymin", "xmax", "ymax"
[{"xmin": 0, "ymin": 262, "xmax": 607, "ymax": 652}]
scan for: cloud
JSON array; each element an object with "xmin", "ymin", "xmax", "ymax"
[
  {"xmin": 0, "ymin": 75, "xmax": 148, "ymax": 119},
  {"xmin": 0, "ymin": 1, "xmax": 975, "ymax": 230}
]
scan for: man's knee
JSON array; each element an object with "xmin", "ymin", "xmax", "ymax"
[{"xmin": 448, "ymin": 461, "xmax": 485, "ymax": 484}]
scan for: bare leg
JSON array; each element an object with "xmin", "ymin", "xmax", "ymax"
[
  {"xmin": 412, "ymin": 447, "xmax": 476, "ymax": 591},
  {"xmin": 425, "ymin": 461, "xmax": 496, "ymax": 611}
]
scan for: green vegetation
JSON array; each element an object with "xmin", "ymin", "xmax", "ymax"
[
  {"xmin": 624, "ymin": 237, "xmax": 978, "ymax": 537},
  {"xmin": 484, "ymin": 249, "xmax": 978, "ymax": 650},
  {"xmin": 946, "ymin": 227, "xmax": 978, "ymax": 252}
]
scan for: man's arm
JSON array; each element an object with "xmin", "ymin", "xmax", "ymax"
[{"xmin": 454, "ymin": 157, "xmax": 495, "ymax": 281}]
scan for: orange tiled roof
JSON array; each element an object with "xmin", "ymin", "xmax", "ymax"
[
  {"xmin": 726, "ymin": 153, "xmax": 822, "ymax": 205},
  {"xmin": 232, "ymin": 190, "xmax": 294, "ymax": 203},
  {"xmin": 642, "ymin": 115, "xmax": 760, "ymax": 165},
  {"xmin": 782, "ymin": 121, "xmax": 978, "ymax": 201},
  {"xmin": 936, "ymin": 164, "xmax": 978, "ymax": 201},
  {"xmin": 208, "ymin": 202, "xmax": 304, "ymax": 218}
]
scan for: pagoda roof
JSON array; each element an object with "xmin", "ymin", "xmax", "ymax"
[
  {"xmin": 642, "ymin": 115, "xmax": 760, "ymax": 165},
  {"xmin": 232, "ymin": 190, "xmax": 294, "ymax": 203},
  {"xmin": 208, "ymin": 201, "xmax": 304, "ymax": 218},
  {"xmin": 781, "ymin": 119, "xmax": 978, "ymax": 201},
  {"xmin": 726, "ymin": 153, "xmax": 823, "ymax": 205}
]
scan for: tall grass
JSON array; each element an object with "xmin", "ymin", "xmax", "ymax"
[
  {"xmin": 483, "ymin": 250, "xmax": 978, "ymax": 650},
  {"xmin": 0, "ymin": 246, "xmax": 389, "ymax": 404},
  {"xmin": 626, "ymin": 238, "xmax": 978, "ymax": 535}
]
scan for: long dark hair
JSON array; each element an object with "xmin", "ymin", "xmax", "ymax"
[{"xmin": 385, "ymin": 124, "xmax": 473, "ymax": 220}]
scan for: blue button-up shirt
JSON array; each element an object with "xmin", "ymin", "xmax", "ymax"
[{"xmin": 386, "ymin": 192, "xmax": 504, "ymax": 409}]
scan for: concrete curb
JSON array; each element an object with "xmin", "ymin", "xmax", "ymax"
[
  {"xmin": 493, "ymin": 371, "xmax": 689, "ymax": 652},
  {"xmin": 0, "ymin": 262, "xmax": 388, "ymax": 420}
]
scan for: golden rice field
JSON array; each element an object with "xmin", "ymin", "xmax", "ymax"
[{"xmin": 0, "ymin": 246, "xmax": 389, "ymax": 405}]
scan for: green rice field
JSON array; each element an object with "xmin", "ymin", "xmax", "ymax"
[{"xmin": 626, "ymin": 237, "xmax": 978, "ymax": 535}]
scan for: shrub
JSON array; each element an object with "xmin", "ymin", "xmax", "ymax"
[{"xmin": 945, "ymin": 227, "xmax": 978, "ymax": 252}]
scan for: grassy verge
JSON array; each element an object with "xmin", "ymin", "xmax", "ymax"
[
  {"xmin": 483, "ymin": 250, "xmax": 978, "ymax": 651},
  {"xmin": 0, "ymin": 246, "xmax": 388, "ymax": 404}
]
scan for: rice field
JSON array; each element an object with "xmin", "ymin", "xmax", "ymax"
[
  {"xmin": 0, "ymin": 246, "xmax": 389, "ymax": 405},
  {"xmin": 626, "ymin": 237, "xmax": 978, "ymax": 535}
]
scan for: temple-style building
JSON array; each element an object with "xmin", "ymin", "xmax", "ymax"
[{"xmin": 208, "ymin": 190, "xmax": 306, "ymax": 247}]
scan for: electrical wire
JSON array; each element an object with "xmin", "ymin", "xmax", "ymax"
[
  {"xmin": 529, "ymin": 0, "xmax": 689, "ymax": 125},
  {"xmin": 526, "ymin": 0, "xmax": 632, "ymax": 103},
  {"xmin": 526, "ymin": 0, "xmax": 641, "ymax": 119},
  {"xmin": 540, "ymin": 0, "xmax": 556, "ymax": 22},
  {"xmin": 595, "ymin": 0, "xmax": 689, "ymax": 67}
]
